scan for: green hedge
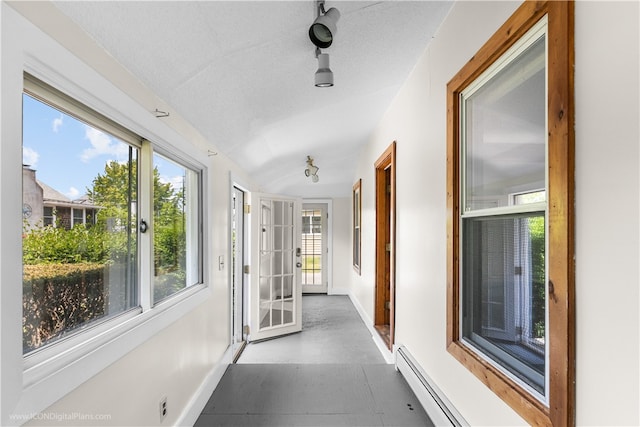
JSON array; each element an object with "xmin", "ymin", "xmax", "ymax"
[
  {"xmin": 22, "ymin": 224, "xmax": 110, "ymax": 265},
  {"xmin": 23, "ymin": 263, "xmax": 107, "ymax": 353}
]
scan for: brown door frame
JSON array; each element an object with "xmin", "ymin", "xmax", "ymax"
[{"xmin": 374, "ymin": 141, "xmax": 396, "ymax": 350}]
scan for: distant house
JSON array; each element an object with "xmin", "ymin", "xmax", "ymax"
[{"xmin": 22, "ymin": 165, "xmax": 99, "ymax": 229}]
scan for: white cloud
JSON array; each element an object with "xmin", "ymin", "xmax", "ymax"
[
  {"xmin": 160, "ymin": 175, "xmax": 185, "ymax": 192},
  {"xmin": 52, "ymin": 114, "xmax": 64, "ymax": 133},
  {"xmin": 158, "ymin": 175, "xmax": 185, "ymax": 191},
  {"xmin": 23, "ymin": 146, "xmax": 40, "ymax": 167},
  {"xmin": 169, "ymin": 175, "xmax": 184, "ymax": 191},
  {"xmin": 80, "ymin": 126, "xmax": 129, "ymax": 163},
  {"xmin": 66, "ymin": 187, "xmax": 80, "ymax": 199}
]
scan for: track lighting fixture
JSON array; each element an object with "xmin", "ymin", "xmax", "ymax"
[
  {"xmin": 305, "ymin": 156, "xmax": 319, "ymax": 183},
  {"xmin": 309, "ymin": 1, "xmax": 338, "ymax": 87},
  {"xmin": 309, "ymin": 0, "xmax": 340, "ymax": 49},
  {"xmin": 315, "ymin": 48, "xmax": 334, "ymax": 88}
]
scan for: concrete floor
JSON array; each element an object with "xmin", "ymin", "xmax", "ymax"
[{"xmin": 195, "ymin": 295, "xmax": 434, "ymax": 427}]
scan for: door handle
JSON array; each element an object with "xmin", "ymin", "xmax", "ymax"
[{"xmin": 296, "ymin": 262, "xmax": 302, "ymax": 268}]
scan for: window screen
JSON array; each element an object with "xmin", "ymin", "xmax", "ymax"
[{"xmin": 462, "ymin": 212, "xmax": 545, "ymax": 393}]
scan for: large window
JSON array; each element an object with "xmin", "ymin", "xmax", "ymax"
[
  {"xmin": 460, "ymin": 23, "xmax": 547, "ymax": 395},
  {"xmin": 22, "ymin": 74, "xmax": 203, "ymax": 356},
  {"xmin": 446, "ymin": 2, "xmax": 574, "ymax": 425}
]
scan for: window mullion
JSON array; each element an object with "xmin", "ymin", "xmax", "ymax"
[{"xmin": 139, "ymin": 140, "xmax": 154, "ymax": 311}]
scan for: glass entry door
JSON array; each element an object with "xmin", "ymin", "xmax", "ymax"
[
  {"xmin": 248, "ymin": 193, "xmax": 302, "ymax": 341},
  {"xmin": 301, "ymin": 204, "xmax": 328, "ymax": 294}
]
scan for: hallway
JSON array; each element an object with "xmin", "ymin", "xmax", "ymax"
[{"xmin": 194, "ymin": 295, "xmax": 434, "ymax": 426}]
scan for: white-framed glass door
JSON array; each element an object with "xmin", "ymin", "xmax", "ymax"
[
  {"xmin": 301, "ymin": 203, "xmax": 328, "ymax": 294},
  {"xmin": 248, "ymin": 193, "xmax": 302, "ymax": 341}
]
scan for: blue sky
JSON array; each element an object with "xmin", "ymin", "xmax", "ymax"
[{"xmin": 22, "ymin": 94, "xmax": 184, "ymax": 199}]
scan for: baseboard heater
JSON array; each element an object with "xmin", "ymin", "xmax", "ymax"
[{"xmin": 395, "ymin": 346, "xmax": 468, "ymax": 427}]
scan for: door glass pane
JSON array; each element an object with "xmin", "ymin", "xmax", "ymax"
[
  {"xmin": 282, "ymin": 300, "xmax": 294, "ymax": 324},
  {"xmin": 259, "ymin": 302, "xmax": 270, "ymax": 329},
  {"xmin": 273, "ymin": 251, "xmax": 283, "ymax": 275},
  {"xmin": 464, "ymin": 36, "xmax": 546, "ymax": 211},
  {"xmin": 302, "ymin": 209, "xmax": 323, "ymax": 286},
  {"xmin": 283, "ymin": 226, "xmax": 293, "ymax": 250},
  {"xmin": 273, "ymin": 225, "xmax": 283, "ymax": 252},
  {"xmin": 273, "ymin": 276, "xmax": 282, "ymax": 300},
  {"xmin": 462, "ymin": 212, "xmax": 546, "ymax": 393},
  {"xmin": 283, "ymin": 251, "xmax": 293, "ymax": 275},
  {"xmin": 260, "ymin": 251, "xmax": 271, "ymax": 277},
  {"xmin": 283, "ymin": 275, "xmax": 293, "ymax": 299},
  {"xmin": 259, "ymin": 277, "xmax": 270, "ymax": 301},
  {"xmin": 273, "ymin": 201, "xmax": 283, "ymax": 226},
  {"xmin": 271, "ymin": 301, "xmax": 283, "ymax": 327},
  {"xmin": 22, "ymin": 94, "xmax": 138, "ymax": 354},
  {"xmin": 283, "ymin": 201, "xmax": 293, "ymax": 225}
]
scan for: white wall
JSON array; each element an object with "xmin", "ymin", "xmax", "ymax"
[
  {"xmin": 330, "ymin": 197, "xmax": 351, "ymax": 295},
  {"xmin": 348, "ymin": 1, "xmax": 639, "ymax": 425},
  {"xmin": 1, "ymin": 3, "xmax": 256, "ymax": 425},
  {"xmin": 574, "ymin": 2, "xmax": 639, "ymax": 424}
]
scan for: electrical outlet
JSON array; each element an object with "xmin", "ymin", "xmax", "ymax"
[{"xmin": 159, "ymin": 396, "xmax": 168, "ymax": 422}]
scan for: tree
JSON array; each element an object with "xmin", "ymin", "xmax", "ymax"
[
  {"xmin": 87, "ymin": 160, "xmax": 137, "ymax": 230},
  {"xmin": 87, "ymin": 160, "xmax": 186, "ymax": 281},
  {"xmin": 87, "ymin": 160, "xmax": 180, "ymax": 229}
]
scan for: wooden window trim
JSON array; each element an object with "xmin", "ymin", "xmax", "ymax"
[
  {"xmin": 353, "ymin": 179, "xmax": 362, "ymax": 274},
  {"xmin": 446, "ymin": 2, "xmax": 574, "ymax": 426}
]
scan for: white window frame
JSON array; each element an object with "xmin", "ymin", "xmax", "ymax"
[
  {"xmin": 22, "ymin": 72, "xmax": 207, "ymax": 369},
  {"xmin": 458, "ymin": 18, "xmax": 549, "ymax": 403},
  {"xmin": 150, "ymin": 149, "xmax": 204, "ymax": 305},
  {"xmin": 1, "ymin": 11, "xmax": 211, "ymax": 417}
]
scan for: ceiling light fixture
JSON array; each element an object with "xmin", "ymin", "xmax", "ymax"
[
  {"xmin": 315, "ymin": 48, "xmax": 334, "ymax": 88},
  {"xmin": 305, "ymin": 156, "xmax": 320, "ymax": 183},
  {"xmin": 309, "ymin": 0, "xmax": 340, "ymax": 49},
  {"xmin": 310, "ymin": 0, "xmax": 338, "ymax": 88}
]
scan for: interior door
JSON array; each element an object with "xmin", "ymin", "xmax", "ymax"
[
  {"xmin": 248, "ymin": 193, "xmax": 302, "ymax": 341},
  {"xmin": 374, "ymin": 142, "xmax": 396, "ymax": 351},
  {"xmin": 301, "ymin": 203, "xmax": 328, "ymax": 294},
  {"xmin": 231, "ymin": 186, "xmax": 248, "ymax": 360}
]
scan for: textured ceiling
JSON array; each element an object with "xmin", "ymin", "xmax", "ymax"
[{"xmin": 52, "ymin": 1, "xmax": 453, "ymax": 198}]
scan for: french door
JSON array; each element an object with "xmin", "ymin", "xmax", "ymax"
[{"xmin": 248, "ymin": 193, "xmax": 302, "ymax": 341}]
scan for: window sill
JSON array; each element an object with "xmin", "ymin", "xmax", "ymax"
[
  {"xmin": 15, "ymin": 283, "xmax": 210, "ymax": 418},
  {"xmin": 447, "ymin": 340, "xmax": 550, "ymax": 425}
]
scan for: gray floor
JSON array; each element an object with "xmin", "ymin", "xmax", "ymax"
[
  {"xmin": 195, "ymin": 295, "xmax": 434, "ymax": 427},
  {"xmin": 237, "ymin": 295, "xmax": 386, "ymax": 364}
]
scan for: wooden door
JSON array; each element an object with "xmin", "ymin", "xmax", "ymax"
[{"xmin": 374, "ymin": 142, "xmax": 396, "ymax": 350}]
